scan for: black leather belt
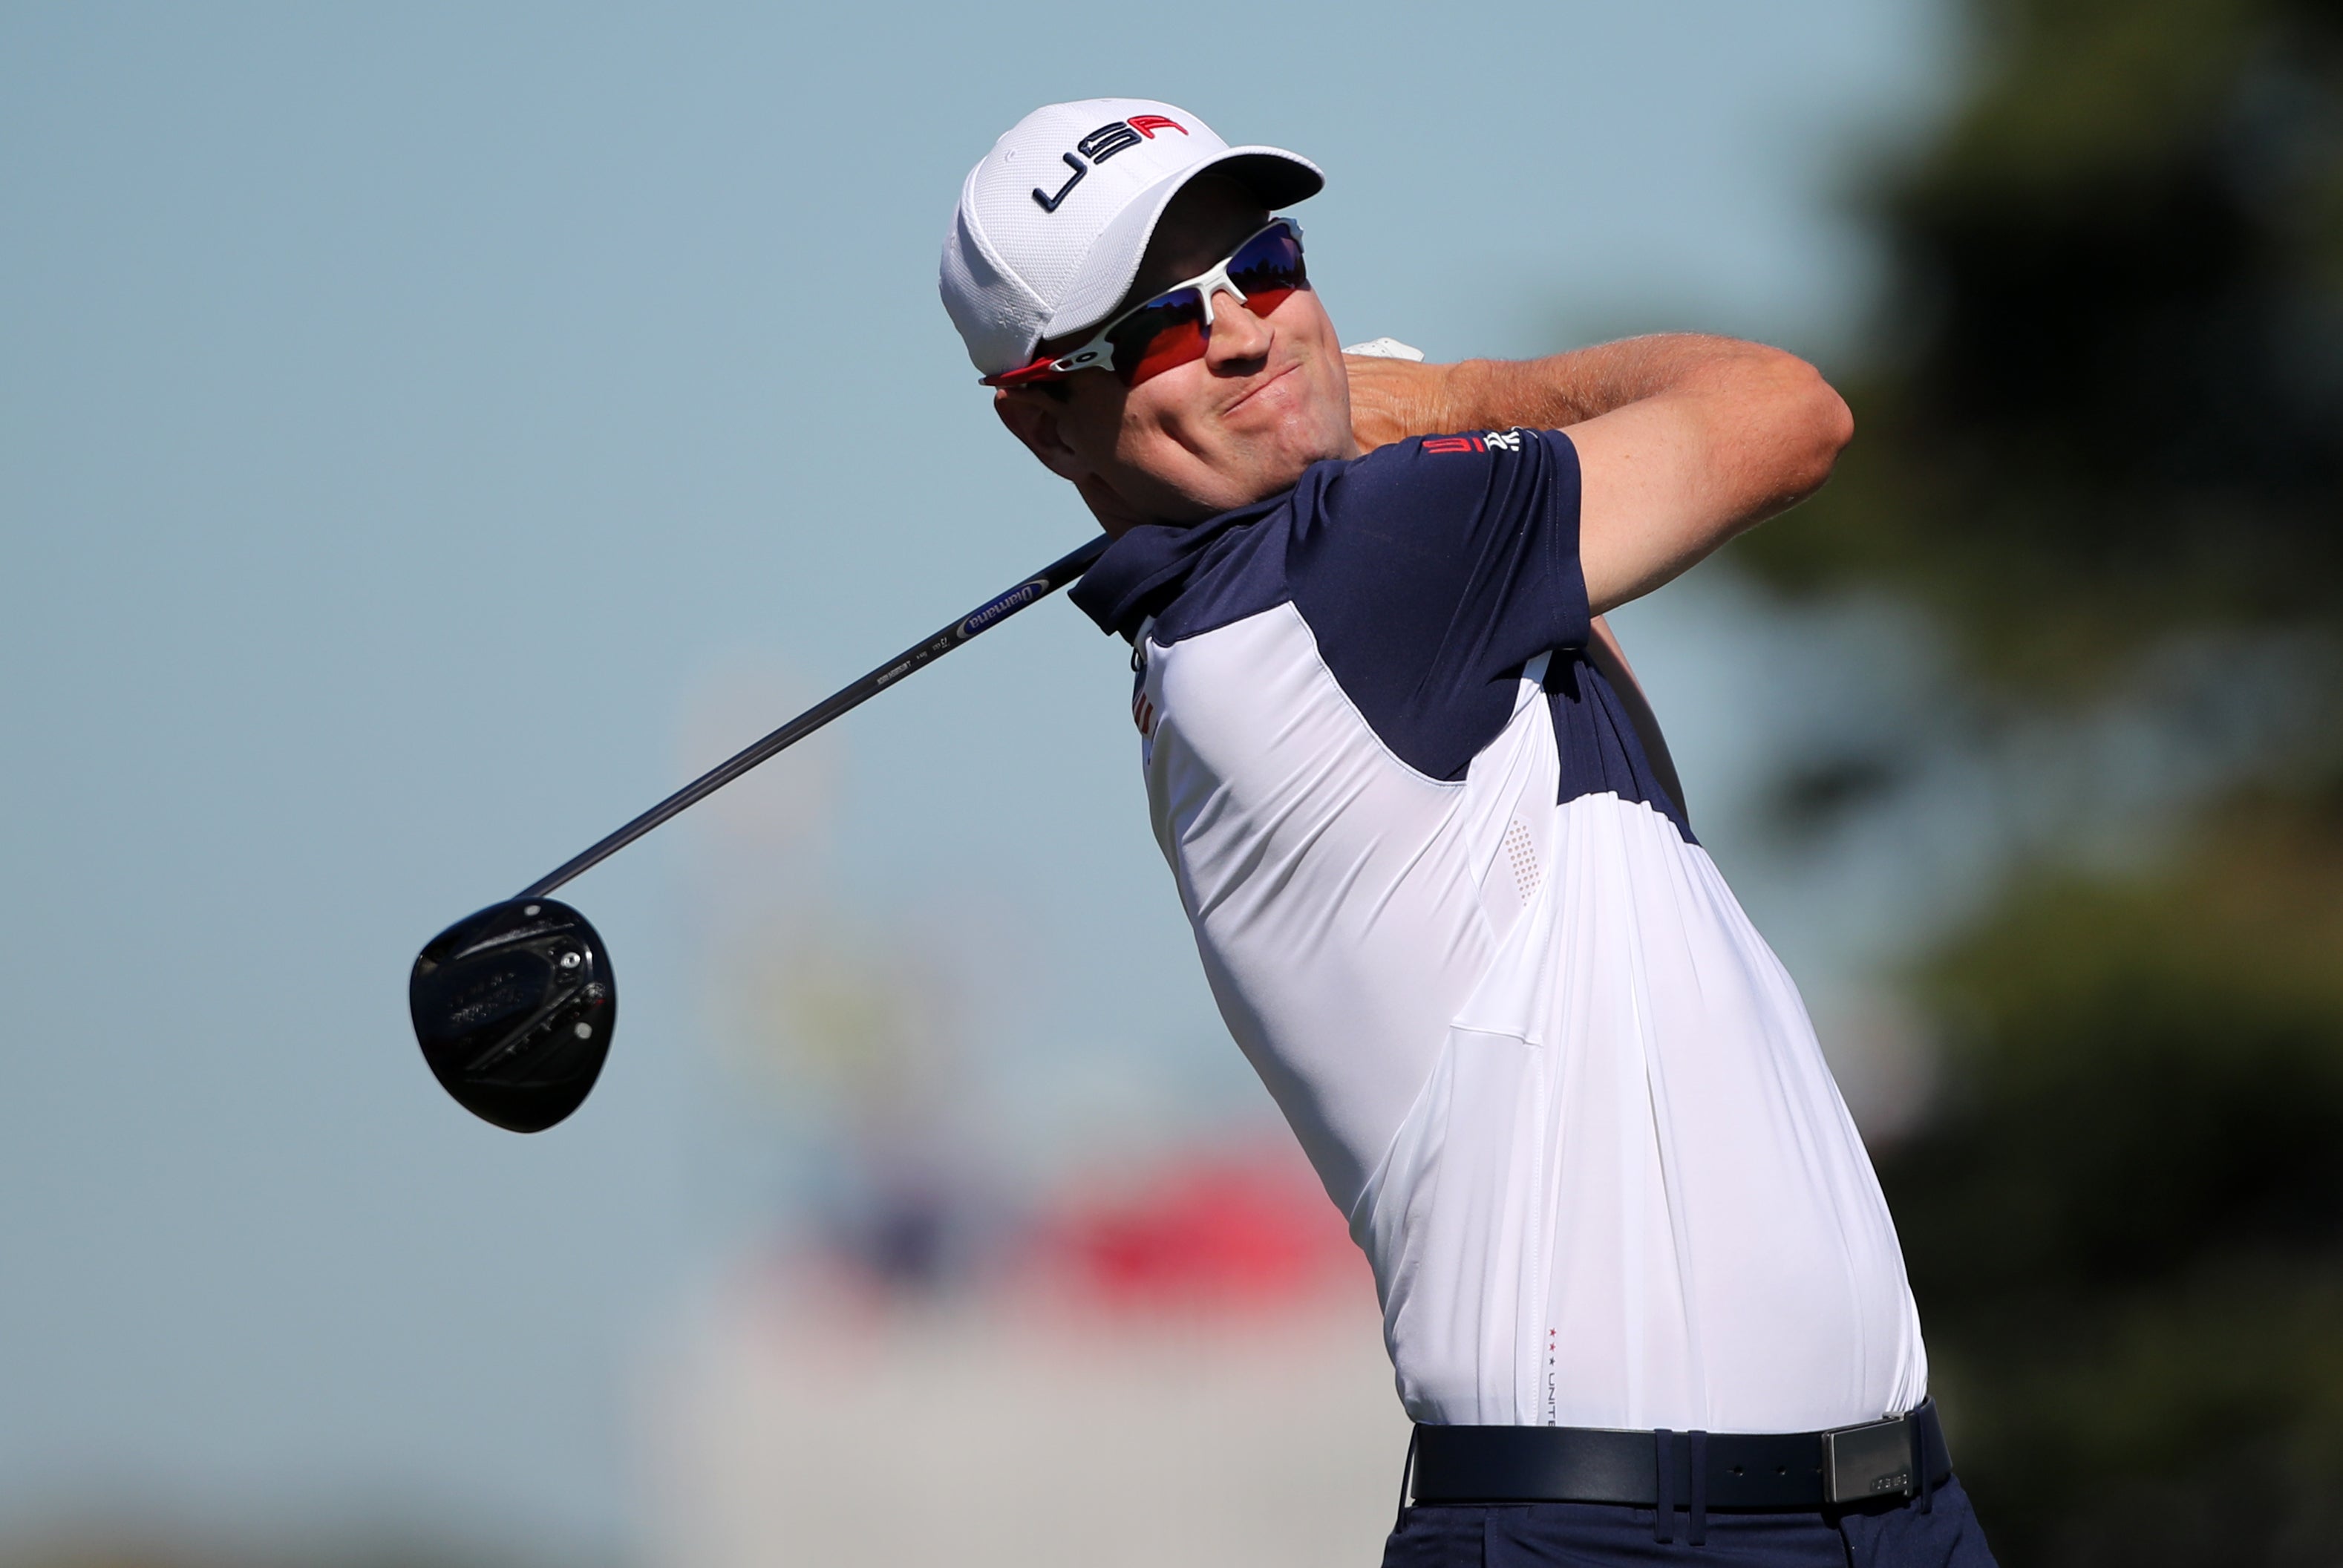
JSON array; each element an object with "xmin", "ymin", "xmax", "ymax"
[{"xmin": 1408, "ymin": 1399, "xmax": 1953, "ymax": 1510}]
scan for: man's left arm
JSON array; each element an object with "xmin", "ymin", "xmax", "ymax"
[
  {"xmin": 1345, "ymin": 334, "xmax": 1845, "ymax": 812},
  {"xmin": 1344, "ymin": 334, "xmax": 1852, "ymax": 615},
  {"xmin": 1347, "ymin": 333, "xmax": 1821, "ymax": 454}
]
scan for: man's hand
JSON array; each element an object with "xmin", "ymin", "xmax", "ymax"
[
  {"xmin": 1342, "ymin": 335, "xmax": 1853, "ymax": 613},
  {"xmin": 1344, "ymin": 354, "xmax": 1452, "ymax": 455}
]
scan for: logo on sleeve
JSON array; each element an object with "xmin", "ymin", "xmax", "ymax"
[
  {"xmin": 1032, "ymin": 115, "xmax": 1191, "ymax": 212},
  {"xmin": 1422, "ymin": 429, "xmax": 1526, "ymax": 456}
]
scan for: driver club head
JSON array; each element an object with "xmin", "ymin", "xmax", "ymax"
[{"xmin": 409, "ymin": 898, "xmax": 615, "ymax": 1133}]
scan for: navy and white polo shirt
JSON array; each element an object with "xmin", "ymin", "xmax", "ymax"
[{"xmin": 1070, "ymin": 428, "xmax": 1927, "ymax": 1434}]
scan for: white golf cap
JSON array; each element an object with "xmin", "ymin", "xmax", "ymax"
[{"xmin": 940, "ymin": 98, "xmax": 1324, "ymax": 377}]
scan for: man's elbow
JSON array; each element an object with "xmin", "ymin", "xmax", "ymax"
[{"xmin": 1758, "ymin": 351, "xmax": 1853, "ymax": 504}]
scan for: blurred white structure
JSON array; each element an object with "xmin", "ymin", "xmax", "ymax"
[
  {"xmin": 653, "ymin": 669, "xmax": 1413, "ymax": 1566},
  {"xmin": 643, "ymin": 1152, "xmax": 1412, "ymax": 1568}
]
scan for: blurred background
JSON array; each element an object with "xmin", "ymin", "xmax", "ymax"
[{"xmin": 3, "ymin": 2, "xmax": 2339, "ymax": 1566}]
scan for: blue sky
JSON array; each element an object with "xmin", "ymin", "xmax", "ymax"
[{"xmin": 0, "ymin": 1, "xmax": 1949, "ymax": 1557}]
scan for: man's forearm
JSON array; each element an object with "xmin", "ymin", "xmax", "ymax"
[
  {"xmin": 1348, "ymin": 333, "xmax": 1800, "ymax": 450},
  {"xmin": 1442, "ymin": 334, "xmax": 1774, "ymax": 428}
]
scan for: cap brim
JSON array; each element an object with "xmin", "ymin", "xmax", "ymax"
[{"xmin": 1040, "ymin": 145, "xmax": 1325, "ymax": 344}]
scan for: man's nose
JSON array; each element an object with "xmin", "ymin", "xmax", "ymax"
[{"xmin": 1203, "ymin": 287, "xmax": 1272, "ymax": 367}]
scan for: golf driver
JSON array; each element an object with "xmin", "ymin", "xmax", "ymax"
[{"xmin": 409, "ymin": 535, "xmax": 1109, "ymax": 1133}]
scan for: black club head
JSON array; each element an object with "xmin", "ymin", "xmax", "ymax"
[{"xmin": 409, "ymin": 898, "xmax": 615, "ymax": 1133}]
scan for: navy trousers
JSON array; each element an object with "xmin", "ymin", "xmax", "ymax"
[{"xmin": 1383, "ymin": 1477, "xmax": 1999, "ymax": 1567}]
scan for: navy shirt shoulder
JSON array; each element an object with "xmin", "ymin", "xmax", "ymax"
[
  {"xmin": 1287, "ymin": 428, "xmax": 1590, "ymax": 782},
  {"xmin": 1071, "ymin": 430, "xmax": 1690, "ymax": 836}
]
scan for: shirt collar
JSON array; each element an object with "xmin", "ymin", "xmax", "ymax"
[{"xmin": 1068, "ymin": 493, "xmax": 1285, "ymax": 640}]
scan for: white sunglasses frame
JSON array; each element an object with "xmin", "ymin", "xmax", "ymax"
[{"xmin": 993, "ymin": 217, "xmax": 1306, "ymax": 385}]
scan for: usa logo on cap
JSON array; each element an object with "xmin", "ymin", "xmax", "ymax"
[
  {"xmin": 1031, "ymin": 114, "xmax": 1190, "ymax": 211},
  {"xmin": 939, "ymin": 97, "xmax": 1324, "ymax": 377}
]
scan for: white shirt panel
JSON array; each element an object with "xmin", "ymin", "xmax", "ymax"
[{"xmin": 1141, "ymin": 601, "xmax": 1929, "ymax": 1433}]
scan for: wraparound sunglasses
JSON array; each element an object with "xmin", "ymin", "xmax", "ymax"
[{"xmin": 981, "ymin": 218, "xmax": 1308, "ymax": 390}]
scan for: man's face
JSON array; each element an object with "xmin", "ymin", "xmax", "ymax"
[{"xmin": 994, "ymin": 177, "xmax": 1358, "ymax": 532}]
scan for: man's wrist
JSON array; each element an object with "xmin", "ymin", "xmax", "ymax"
[
  {"xmin": 1441, "ymin": 355, "xmax": 1605, "ymax": 433},
  {"xmin": 1435, "ymin": 337, "xmax": 1759, "ymax": 434},
  {"xmin": 1382, "ymin": 357, "xmax": 1462, "ymax": 439},
  {"xmin": 1420, "ymin": 359, "xmax": 1465, "ymax": 435},
  {"xmin": 1349, "ymin": 344, "xmax": 1690, "ymax": 449},
  {"xmin": 1438, "ymin": 357, "xmax": 1575, "ymax": 434},
  {"xmin": 1439, "ymin": 359, "xmax": 1500, "ymax": 433}
]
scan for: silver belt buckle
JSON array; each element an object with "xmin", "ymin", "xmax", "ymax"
[{"xmin": 1823, "ymin": 1416, "xmax": 1915, "ymax": 1503}]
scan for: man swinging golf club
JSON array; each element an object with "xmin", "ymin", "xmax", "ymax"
[{"xmin": 941, "ymin": 99, "xmax": 1998, "ymax": 1564}]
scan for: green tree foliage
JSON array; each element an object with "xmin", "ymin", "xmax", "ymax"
[
  {"xmin": 1745, "ymin": 0, "xmax": 2343, "ymax": 687},
  {"xmin": 1731, "ymin": 0, "xmax": 2343, "ymax": 1561},
  {"xmin": 1886, "ymin": 800, "xmax": 2343, "ymax": 1562}
]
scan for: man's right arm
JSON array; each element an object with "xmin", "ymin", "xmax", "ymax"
[{"xmin": 1345, "ymin": 334, "xmax": 1853, "ymax": 613}]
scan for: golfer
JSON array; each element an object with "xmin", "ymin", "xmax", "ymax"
[{"xmin": 941, "ymin": 99, "xmax": 1997, "ymax": 1566}]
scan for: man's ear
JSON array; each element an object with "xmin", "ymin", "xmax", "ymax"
[
  {"xmin": 993, "ymin": 386, "xmax": 1145, "ymax": 535},
  {"xmin": 993, "ymin": 388, "xmax": 1089, "ymax": 483}
]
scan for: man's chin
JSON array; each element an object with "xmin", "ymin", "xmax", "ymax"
[
  {"xmin": 1178, "ymin": 447, "xmax": 1333, "ymax": 516},
  {"xmin": 1126, "ymin": 425, "xmax": 1351, "ymax": 523},
  {"xmin": 1222, "ymin": 365, "xmax": 1353, "ymax": 466}
]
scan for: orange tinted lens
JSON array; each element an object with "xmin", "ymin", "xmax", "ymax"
[
  {"xmin": 1124, "ymin": 316, "xmax": 1208, "ymax": 385},
  {"xmin": 1106, "ymin": 288, "xmax": 1209, "ymax": 386}
]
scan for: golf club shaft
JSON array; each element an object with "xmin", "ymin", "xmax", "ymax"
[{"xmin": 517, "ymin": 535, "xmax": 1111, "ymax": 900}]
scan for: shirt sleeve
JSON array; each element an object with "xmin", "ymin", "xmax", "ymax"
[{"xmin": 1284, "ymin": 428, "xmax": 1589, "ymax": 782}]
